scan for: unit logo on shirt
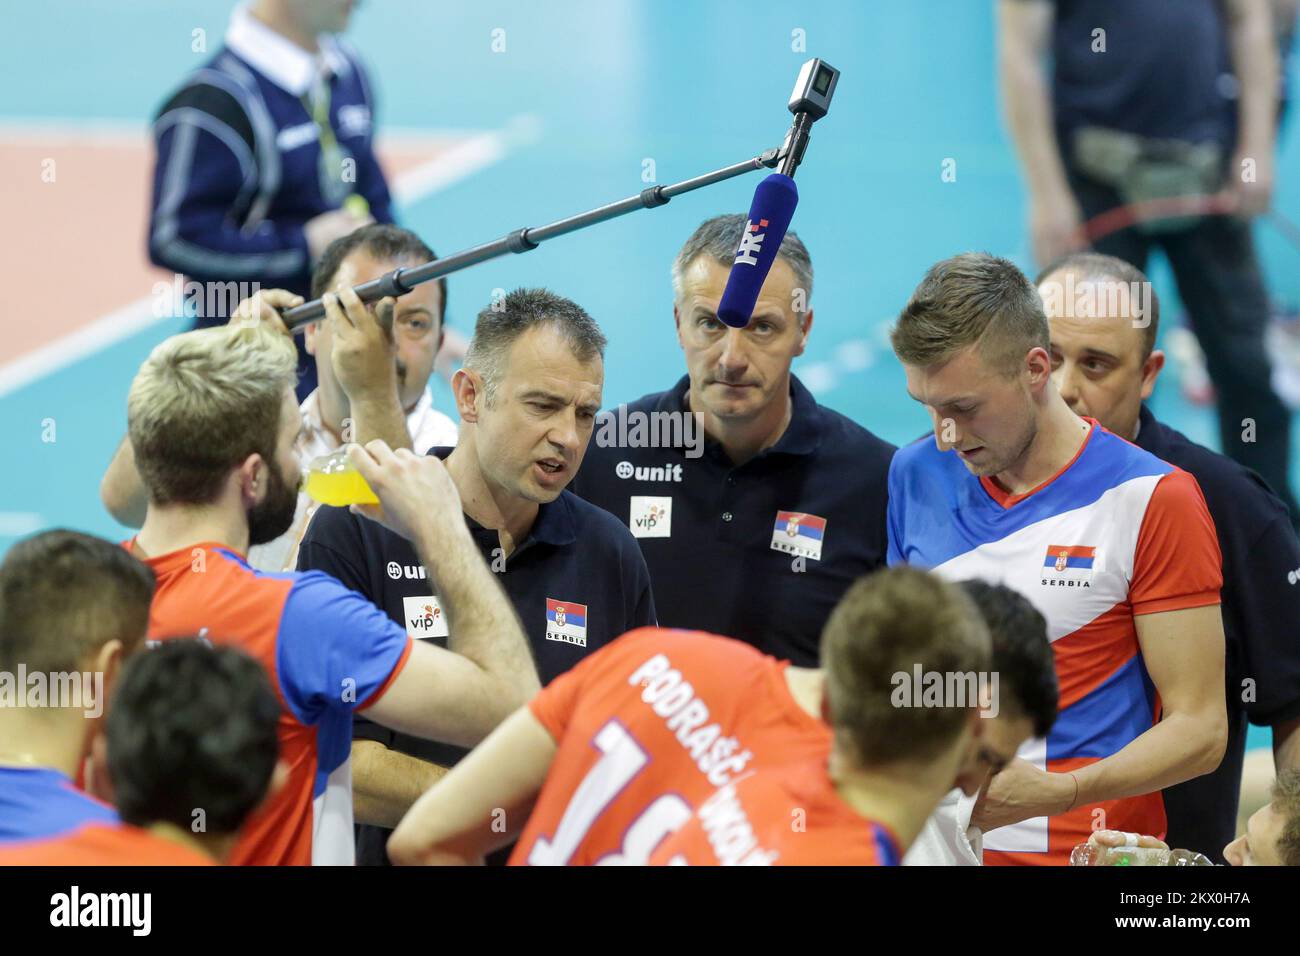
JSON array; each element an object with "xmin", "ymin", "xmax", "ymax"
[
  {"xmin": 1040, "ymin": 544, "xmax": 1096, "ymax": 589},
  {"xmin": 770, "ymin": 511, "xmax": 826, "ymax": 561},
  {"xmin": 384, "ymin": 564, "xmax": 426, "ymax": 580},
  {"xmin": 546, "ymin": 598, "xmax": 588, "ymax": 647},
  {"xmin": 387, "ymin": 562, "xmax": 427, "ymax": 580},
  {"xmin": 629, "ymin": 495, "xmax": 673, "ymax": 538},
  {"xmin": 402, "ymin": 595, "xmax": 449, "ymax": 638}
]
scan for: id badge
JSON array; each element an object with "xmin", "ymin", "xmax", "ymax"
[{"xmin": 318, "ymin": 140, "xmax": 355, "ymax": 206}]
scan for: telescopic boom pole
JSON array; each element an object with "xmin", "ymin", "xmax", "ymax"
[{"xmin": 280, "ymin": 58, "xmax": 839, "ymax": 332}]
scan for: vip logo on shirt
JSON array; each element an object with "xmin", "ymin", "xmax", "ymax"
[
  {"xmin": 546, "ymin": 598, "xmax": 588, "ymax": 647},
  {"xmin": 1040, "ymin": 544, "xmax": 1096, "ymax": 588},
  {"xmin": 769, "ymin": 510, "xmax": 826, "ymax": 561},
  {"xmin": 629, "ymin": 495, "xmax": 673, "ymax": 538},
  {"xmin": 402, "ymin": 596, "xmax": 448, "ymax": 639}
]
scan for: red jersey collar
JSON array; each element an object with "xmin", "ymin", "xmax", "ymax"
[{"xmin": 978, "ymin": 418, "xmax": 1097, "ymax": 509}]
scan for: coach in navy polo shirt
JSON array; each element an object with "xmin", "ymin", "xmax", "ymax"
[
  {"xmin": 149, "ymin": 1, "xmax": 393, "ymax": 398},
  {"xmin": 570, "ymin": 215, "xmax": 895, "ymax": 666},
  {"xmin": 299, "ymin": 288, "xmax": 654, "ymax": 864},
  {"xmin": 1041, "ymin": 253, "xmax": 1300, "ymax": 862}
]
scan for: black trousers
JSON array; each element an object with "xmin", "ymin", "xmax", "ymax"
[{"xmin": 1067, "ymin": 169, "xmax": 1300, "ymax": 525}]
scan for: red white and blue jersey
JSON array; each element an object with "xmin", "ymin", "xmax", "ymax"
[
  {"xmin": 128, "ymin": 540, "xmax": 413, "ymax": 866},
  {"xmin": 0, "ymin": 766, "xmax": 118, "ymax": 845},
  {"xmin": 886, "ymin": 421, "xmax": 1222, "ymax": 864}
]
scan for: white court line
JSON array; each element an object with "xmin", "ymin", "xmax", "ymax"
[
  {"xmin": 389, "ymin": 115, "xmax": 541, "ymax": 204},
  {"xmin": 0, "ymin": 297, "xmax": 177, "ymax": 401},
  {"xmin": 0, "ymin": 115, "xmax": 540, "ymax": 399}
]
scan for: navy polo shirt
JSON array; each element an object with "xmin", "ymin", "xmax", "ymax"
[
  {"xmin": 1037, "ymin": 0, "xmax": 1236, "ymax": 153},
  {"xmin": 569, "ymin": 374, "xmax": 895, "ymax": 666},
  {"xmin": 1134, "ymin": 405, "xmax": 1300, "ymax": 862},
  {"xmin": 296, "ymin": 447, "xmax": 656, "ymax": 864}
]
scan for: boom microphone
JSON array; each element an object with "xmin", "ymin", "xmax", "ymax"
[
  {"xmin": 280, "ymin": 58, "xmax": 838, "ymax": 334},
  {"xmin": 715, "ymin": 58, "xmax": 838, "ymax": 328},
  {"xmin": 715, "ymin": 174, "xmax": 799, "ymax": 328}
]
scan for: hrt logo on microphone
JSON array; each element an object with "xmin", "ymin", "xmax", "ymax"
[{"xmin": 734, "ymin": 218, "xmax": 769, "ymax": 266}]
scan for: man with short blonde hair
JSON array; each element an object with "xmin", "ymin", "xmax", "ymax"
[
  {"xmin": 123, "ymin": 290, "xmax": 539, "ymax": 865},
  {"xmin": 888, "ymin": 251, "xmax": 1227, "ymax": 865},
  {"xmin": 129, "ymin": 323, "xmax": 300, "ymax": 534},
  {"xmin": 891, "ymin": 252, "xmax": 1051, "ymax": 380}
]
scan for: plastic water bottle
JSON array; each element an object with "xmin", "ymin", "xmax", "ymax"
[
  {"xmin": 302, "ymin": 449, "xmax": 378, "ymax": 507},
  {"xmin": 1069, "ymin": 843, "xmax": 1213, "ymax": 866}
]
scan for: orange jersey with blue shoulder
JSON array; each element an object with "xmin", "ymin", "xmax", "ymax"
[
  {"xmin": 0, "ymin": 766, "xmax": 118, "ymax": 846},
  {"xmin": 127, "ymin": 539, "xmax": 413, "ymax": 866},
  {"xmin": 509, "ymin": 627, "xmax": 831, "ymax": 866},
  {"xmin": 651, "ymin": 759, "xmax": 902, "ymax": 866},
  {"xmin": 0, "ymin": 822, "xmax": 214, "ymax": 865}
]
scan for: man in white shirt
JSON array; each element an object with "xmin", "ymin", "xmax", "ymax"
[{"xmin": 101, "ymin": 224, "xmax": 458, "ymax": 570}]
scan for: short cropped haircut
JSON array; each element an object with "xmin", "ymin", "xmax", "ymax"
[
  {"xmin": 671, "ymin": 213, "xmax": 814, "ymax": 305},
  {"xmin": 892, "ymin": 252, "xmax": 1050, "ymax": 377},
  {"xmin": 1035, "ymin": 251, "xmax": 1161, "ymax": 359},
  {"xmin": 959, "ymin": 579, "xmax": 1059, "ymax": 737},
  {"xmin": 0, "ymin": 529, "xmax": 154, "ymax": 676},
  {"xmin": 1275, "ymin": 769, "xmax": 1300, "ymax": 867},
  {"xmin": 128, "ymin": 324, "xmax": 297, "ymax": 506},
  {"xmin": 107, "ymin": 640, "xmax": 280, "ymax": 834},
  {"xmin": 820, "ymin": 566, "xmax": 991, "ymax": 766},
  {"xmin": 463, "ymin": 288, "xmax": 606, "ymax": 405},
  {"xmin": 310, "ymin": 222, "xmax": 446, "ymax": 325}
]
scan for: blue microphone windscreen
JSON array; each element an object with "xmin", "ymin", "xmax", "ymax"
[{"xmin": 716, "ymin": 173, "xmax": 799, "ymax": 328}]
